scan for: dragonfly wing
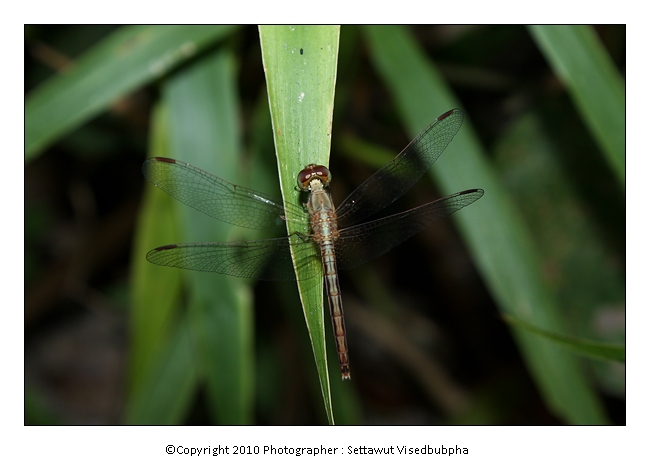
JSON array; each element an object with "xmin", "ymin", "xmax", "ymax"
[
  {"xmin": 143, "ymin": 157, "xmax": 307, "ymax": 232},
  {"xmin": 336, "ymin": 188, "xmax": 484, "ymax": 270},
  {"xmin": 146, "ymin": 236, "xmax": 322, "ymax": 281},
  {"xmin": 336, "ymin": 109, "xmax": 464, "ymax": 228}
]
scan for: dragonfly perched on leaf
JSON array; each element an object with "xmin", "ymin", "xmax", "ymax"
[{"xmin": 143, "ymin": 108, "xmax": 484, "ymax": 380}]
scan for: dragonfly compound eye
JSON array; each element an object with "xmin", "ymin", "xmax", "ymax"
[{"xmin": 297, "ymin": 164, "xmax": 331, "ymax": 190}]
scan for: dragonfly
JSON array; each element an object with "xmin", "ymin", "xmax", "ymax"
[{"xmin": 143, "ymin": 108, "xmax": 484, "ymax": 380}]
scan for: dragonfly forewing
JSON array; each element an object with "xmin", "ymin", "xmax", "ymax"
[
  {"xmin": 142, "ymin": 157, "xmax": 309, "ymax": 233},
  {"xmin": 336, "ymin": 109, "xmax": 464, "ymax": 228}
]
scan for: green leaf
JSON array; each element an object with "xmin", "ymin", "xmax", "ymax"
[
  {"xmin": 163, "ymin": 49, "xmax": 254, "ymax": 424},
  {"xmin": 363, "ymin": 25, "xmax": 608, "ymax": 424},
  {"xmin": 26, "ymin": 25, "xmax": 238, "ymax": 161},
  {"xmin": 492, "ymin": 107, "xmax": 625, "ymax": 392},
  {"xmin": 127, "ymin": 102, "xmax": 197, "ymax": 424},
  {"xmin": 259, "ymin": 25, "xmax": 340, "ymax": 425},
  {"xmin": 501, "ymin": 314, "xmax": 625, "ymax": 363},
  {"xmin": 529, "ymin": 26, "xmax": 625, "ymax": 185},
  {"xmin": 129, "ymin": 48, "xmax": 254, "ymax": 424},
  {"xmin": 124, "ymin": 316, "xmax": 198, "ymax": 424}
]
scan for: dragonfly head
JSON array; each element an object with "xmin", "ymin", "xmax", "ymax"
[{"xmin": 297, "ymin": 164, "xmax": 331, "ymax": 191}]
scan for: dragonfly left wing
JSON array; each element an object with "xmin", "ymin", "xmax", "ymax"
[{"xmin": 335, "ymin": 188, "xmax": 484, "ymax": 271}]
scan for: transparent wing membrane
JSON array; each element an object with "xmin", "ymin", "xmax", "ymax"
[{"xmin": 336, "ymin": 109, "xmax": 464, "ymax": 228}]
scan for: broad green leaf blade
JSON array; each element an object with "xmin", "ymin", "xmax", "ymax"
[
  {"xmin": 502, "ymin": 314, "xmax": 625, "ymax": 363},
  {"xmin": 529, "ymin": 25, "xmax": 625, "ymax": 185},
  {"xmin": 164, "ymin": 49, "xmax": 254, "ymax": 424},
  {"xmin": 125, "ymin": 316, "xmax": 198, "ymax": 424},
  {"xmin": 363, "ymin": 25, "xmax": 608, "ymax": 424},
  {"xmin": 493, "ymin": 108, "xmax": 625, "ymax": 392},
  {"xmin": 25, "ymin": 25, "xmax": 238, "ymax": 161},
  {"xmin": 259, "ymin": 25, "xmax": 340, "ymax": 425},
  {"xmin": 127, "ymin": 102, "xmax": 197, "ymax": 424}
]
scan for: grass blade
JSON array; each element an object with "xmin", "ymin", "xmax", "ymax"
[
  {"xmin": 502, "ymin": 314, "xmax": 625, "ymax": 363},
  {"xmin": 529, "ymin": 25, "xmax": 625, "ymax": 185},
  {"xmin": 127, "ymin": 102, "xmax": 197, "ymax": 424},
  {"xmin": 163, "ymin": 49, "xmax": 254, "ymax": 424},
  {"xmin": 363, "ymin": 25, "xmax": 608, "ymax": 424},
  {"xmin": 26, "ymin": 25, "xmax": 238, "ymax": 161},
  {"xmin": 259, "ymin": 25, "xmax": 340, "ymax": 424},
  {"xmin": 129, "ymin": 48, "xmax": 254, "ymax": 424}
]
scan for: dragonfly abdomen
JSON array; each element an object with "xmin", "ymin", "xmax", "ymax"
[
  {"xmin": 307, "ymin": 180, "xmax": 352, "ymax": 380},
  {"xmin": 321, "ymin": 243, "xmax": 351, "ymax": 380}
]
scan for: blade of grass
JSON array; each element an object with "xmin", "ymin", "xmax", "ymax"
[
  {"xmin": 501, "ymin": 314, "xmax": 625, "ymax": 363},
  {"xmin": 363, "ymin": 25, "xmax": 608, "ymax": 424},
  {"xmin": 163, "ymin": 48, "xmax": 254, "ymax": 424},
  {"xmin": 127, "ymin": 102, "xmax": 197, "ymax": 424},
  {"xmin": 529, "ymin": 25, "xmax": 625, "ymax": 185},
  {"xmin": 259, "ymin": 25, "xmax": 340, "ymax": 424},
  {"xmin": 492, "ymin": 107, "xmax": 625, "ymax": 392},
  {"xmin": 26, "ymin": 25, "xmax": 238, "ymax": 161},
  {"xmin": 124, "ymin": 315, "xmax": 199, "ymax": 424}
]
